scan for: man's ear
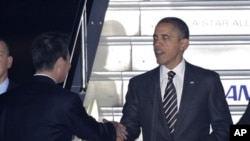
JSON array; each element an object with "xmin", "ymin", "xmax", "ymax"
[
  {"xmin": 54, "ymin": 57, "xmax": 64, "ymax": 70},
  {"xmin": 180, "ymin": 39, "xmax": 189, "ymax": 51},
  {"xmin": 7, "ymin": 56, "xmax": 13, "ymax": 69}
]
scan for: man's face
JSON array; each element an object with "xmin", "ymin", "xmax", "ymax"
[
  {"xmin": 0, "ymin": 41, "xmax": 13, "ymax": 80},
  {"xmin": 153, "ymin": 23, "xmax": 187, "ymax": 69}
]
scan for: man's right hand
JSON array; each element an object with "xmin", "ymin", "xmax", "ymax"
[{"xmin": 103, "ymin": 119, "xmax": 127, "ymax": 140}]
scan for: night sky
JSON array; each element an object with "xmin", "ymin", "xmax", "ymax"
[{"xmin": 0, "ymin": 0, "xmax": 81, "ymax": 83}]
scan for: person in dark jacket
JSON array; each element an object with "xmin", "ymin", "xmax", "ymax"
[
  {"xmin": 0, "ymin": 39, "xmax": 17, "ymax": 94},
  {"xmin": 237, "ymin": 100, "xmax": 250, "ymax": 125},
  {"xmin": 0, "ymin": 32, "xmax": 127, "ymax": 141},
  {"xmin": 119, "ymin": 17, "xmax": 232, "ymax": 141}
]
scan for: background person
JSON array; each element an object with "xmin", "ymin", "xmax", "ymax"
[
  {"xmin": 119, "ymin": 17, "xmax": 233, "ymax": 141},
  {"xmin": 0, "ymin": 39, "xmax": 17, "ymax": 94},
  {"xmin": 237, "ymin": 100, "xmax": 250, "ymax": 125}
]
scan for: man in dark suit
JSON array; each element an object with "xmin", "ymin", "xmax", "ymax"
[
  {"xmin": 0, "ymin": 32, "xmax": 127, "ymax": 141},
  {"xmin": 0, "ymin": 39, "xmax": 17, "ymax": 94},
  {"xmin": 119, "ymin": 17, "xmax": 233, "ymax": 141}
]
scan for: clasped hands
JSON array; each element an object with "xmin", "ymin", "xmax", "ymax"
[{"xmin": 103, "ymin": 119, "xmax": 127, "ymax": 141}]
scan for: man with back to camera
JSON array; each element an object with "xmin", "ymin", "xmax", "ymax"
[
  {"xmin": 118, "ymin": 17, "xmax": 233, "ymax": 141},
  {"xmin": 0, "ymin": 32, "xmax": 127, "ymax": 141},
  {"xmin": 0, "ymin": 39, "xmax": 17, "ymax": 94}
]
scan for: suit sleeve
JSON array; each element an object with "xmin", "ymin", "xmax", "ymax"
[
  {"xmin": 66, "ymin": 94, "xmax": 116, "ymax": 141},
  {"xmin": 120, "ymin": 79, "xmax": 141, "ymax": 141},
  {"xmin": 208, "ymin": 74, "xmax": 233, "ymax": 141}
]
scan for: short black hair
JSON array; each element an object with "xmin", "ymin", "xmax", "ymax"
[
  {"xmin": 31, "ymin": 32, "xmax": 70, "ymax": 71},
  {"xmin": 157, "ymin": 17, "xmax": 189, "ymax": 39}
]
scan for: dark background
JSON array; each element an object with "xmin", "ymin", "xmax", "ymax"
[{"xmin": 0, "ymin": 0, "xmax": 85, "ymax": 84}]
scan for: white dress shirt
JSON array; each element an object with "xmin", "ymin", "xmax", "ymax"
[
  {"xmin": 160, "ymin": 59, "xmax": 185, "ymax": 111},
  {"xmin": 0, "ymin": 78, "xmax": 9, "ymax": 95}
]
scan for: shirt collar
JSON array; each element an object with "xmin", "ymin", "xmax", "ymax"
[
  {"xmin": 160, "ymin": 59, "xmax": 185, "ymax": 78},
  {"xmin": 0, "ymin": 78, "xmax": 9, "ymax": 95},
  {"xmin": 34, "ymin": 73, "xmax": 56, "ymax": 83}
]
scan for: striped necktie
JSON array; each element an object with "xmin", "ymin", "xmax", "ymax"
[{"xmin": 163, "ymin": 71, "xmax": 178, "ymax": 135}]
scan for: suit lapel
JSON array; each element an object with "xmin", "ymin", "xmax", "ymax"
[
  {"xmin": 149, "ymin": 67, "xmax": 174, "ymax": 139},
  {"xmin": 148, "ymin": 67, "xmax": 162, "ymax": 112},
  {"xmin": 174, "ymin": 62, "xmax": 197, "ymax": 133}
]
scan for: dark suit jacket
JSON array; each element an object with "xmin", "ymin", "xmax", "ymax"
[
  {"xmin": 120, "ymin": 61, "xmax": 233, "ymax": 141},
  {"xmin": 0, "ymin": 75, "xmax": 116, "ymax": 141},
  {"xmin": 237, "ymin": 100, "xmax": 250, "ymax": 124},
  {"xmin": 7, "ymin": 79, "xmax": 18, "ymax": 91}
]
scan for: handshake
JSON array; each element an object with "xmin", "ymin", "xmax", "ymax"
[{"xmin": 103, "ymin": 119, "xmax": 128, "ymax": 141}]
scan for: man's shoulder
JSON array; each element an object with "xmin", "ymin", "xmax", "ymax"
[
  {"xmin": 186, "ymin": 62, "xmax": 219, "ymax": 77},
  {"xmin": 7, "ymin": 80, "xmax": 19, "ymax": 91},
  {"xmin": 130, "ymin": 66, "xmax": 160, "ymax": 82}
]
